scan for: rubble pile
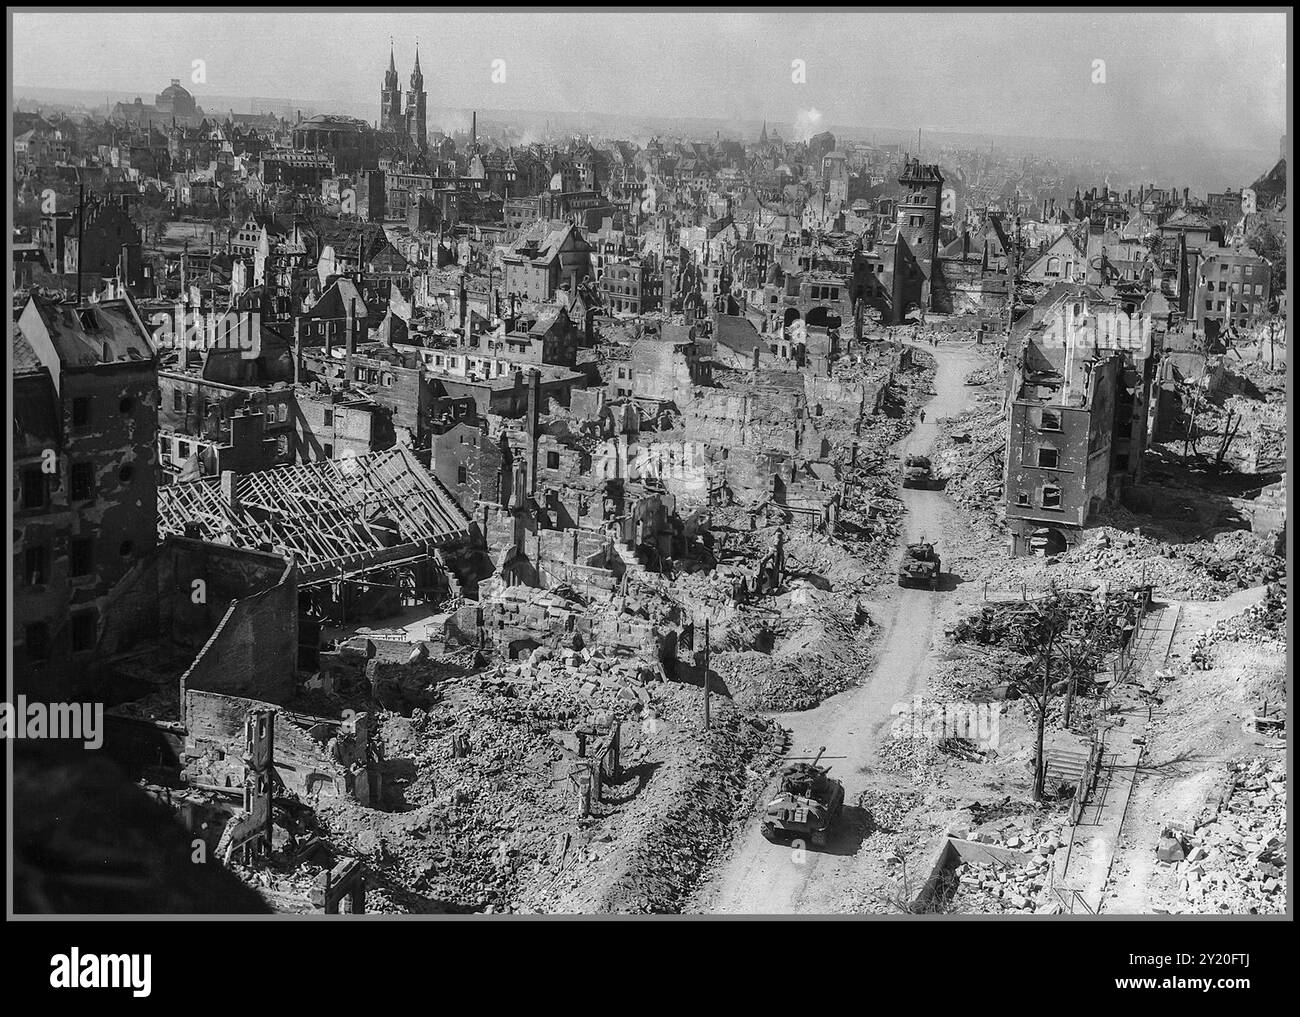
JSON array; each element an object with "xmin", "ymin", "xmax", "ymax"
[
  {"xmin": 856, "ymin": 788, "xmax": 923, "ymax": 833},
  {"xmin": 964, "ymin": 363, "xmax": 1002, "ymax": 387},
  {"xmin": 952, "ymin": 588, "xmax": 1141, "ymax": 656},
  {"xmin": 942, "ymin": 813, "xmax": 1067, "ymax": 914},
  {"xmin": 1166, "ymin": 759, "xmax": 1286, "ymax": 913},
  {"xmin": 878, "ymin": 736, "xmax": 941, "ymax": 780},
  {"xmin": 676, "ymin": 549, "xmax": 877, "ymax": 713},
  {"xmin": 497, "ymin": 644, "xmax": 662, "ymax": 710},
  {"xmin": 711, "ymin": 642, "xmax": 863, "ymax": 713},
  {"xmin": 597, "ymin": 711, "xmax": 785, "ymax": 913},
  {"xmin": 949, "ymin": 855, "xmax": 1050, "ymax": 913},
  {"xmin": 967, "ymin": 822, "xmax": 1063, "ymax": 855},
  {"xmin": 309, "ymin": 655, "xmax": 784, "ymax": 914},
  {"xmin": 928, "ymin": 646, "xmax": 1031, "ymax": 703},
  {"xmin": 994, "ymin": 526, "xmax": 1285, "ymax": 600},
  {"xmin": 1176, "ymin": 380, "xmax": 1287, "ymax": 468},
  {"xmin": 1188, "ymin": 582, "xmax": 1287, "ymax": 668},
  {"xmin": 826, "ymin": 346, "xmax": 936, "ymax": 454},
  {"xmin": 931, "ymin": 398, "xmax": 1007, "ymax": 535}
]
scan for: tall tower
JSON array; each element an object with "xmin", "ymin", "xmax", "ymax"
[
  {"xmin": 405, "ymin": 45, "xmax": 427, "ymax": 150},
  {"xmin": 380, "ymin": 41, "xmax": 402, "ymax": 135},
  {"xmin": 895, "ymin": 157, "xmax": 944, "ymax": 314},
  {"xmin": 896, "ymin": 157, "xmax": 943, "ymax": 271}
]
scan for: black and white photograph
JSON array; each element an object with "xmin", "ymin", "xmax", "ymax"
[{"xmin": 4, "ymin": 5, "xmax": 1291, "ymax": 969}]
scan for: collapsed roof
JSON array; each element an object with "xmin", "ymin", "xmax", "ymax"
[{"xmin": 157, "ymin": 445, "xmax": 472, "ymax": 584}]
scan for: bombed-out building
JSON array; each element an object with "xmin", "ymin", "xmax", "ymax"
[{"xmin": 13, "ymin": 296, "xmax": 160, "ymax": 694}]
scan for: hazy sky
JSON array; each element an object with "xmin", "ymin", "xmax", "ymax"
[{"xmin": 11, "ymin": 10, "xmax": 1289, "ymax": 151}]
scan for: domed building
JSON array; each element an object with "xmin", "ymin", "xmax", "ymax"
[
  {"xmin": 110, "ymin": 77, "xmax": 205, "ymax": 128},
  {"xmin": 155, "ymin": 79, "xmax": 200, "ymax": 118}
]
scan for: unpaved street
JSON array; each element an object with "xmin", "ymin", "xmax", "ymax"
[{"xmin": 691, "ymin": 339, "xmax": 989, "ymax": 914}]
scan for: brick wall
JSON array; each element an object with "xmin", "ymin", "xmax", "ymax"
[{"xmin": 179, "ymin": 563, "xmax": 299, "ymax": 704}]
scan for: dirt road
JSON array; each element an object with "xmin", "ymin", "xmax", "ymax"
[{"xmin": 691, "ymin": 339, "xmax": 990, "ymax": 914}]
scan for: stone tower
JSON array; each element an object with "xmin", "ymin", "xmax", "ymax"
[
  {"xmin": 896, "ymin": 157, "xmax": 943, "ymax": 272},
  {"xmin": 405, "ymin": 45, "xmax": 427, "ymax": 150},
  {"xmin": 380, "ymin": 42, "xmax": 402, "ymax": 135}
]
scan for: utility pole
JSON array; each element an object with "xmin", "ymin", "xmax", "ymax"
[
  {"xmin": 1033, "ymin": 628, "xmax": 1053, "ymax": 802},
  {"xmin": 1183, "ymin": 332, "xmax": 1207, "ymax": 460},
  {"xmin": 75, "ymin": 177, "xmax": 85, "ymax": 304},
  {"xmin": 1063, "ymin": 632, "xmax": 1077, "ymax": 728},
  {"xmin": 702, "ymin": 618, "xmax": 711, "ymax": 729},
  {"xmin": 1005, "ymin": 214, "xmax": 1021, "ymax": 340}
]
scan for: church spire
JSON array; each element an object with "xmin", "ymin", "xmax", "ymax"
[
  {"xmin": 405, "ymin": 40, "xmax": 427, "ymax": 150},
  {"xmin": 381, "ymin": 37, "xmax": 401, "ymax": 132}
]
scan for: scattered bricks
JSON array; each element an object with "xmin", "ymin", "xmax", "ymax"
[{"xmin": 1157, "ymin": 835, "xmax": 1186, "ymax": 863}]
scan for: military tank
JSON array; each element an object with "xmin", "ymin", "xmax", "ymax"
[
  {"xmin": 902, "ymin": 454, "xmax": 933, "ymax": 489},
  {"xmin": 898, "ymin": 541, "xmax": 941, "ymax": 591},
  {"xmin": 761, "ymin": 747, "xmax": 845, "ymax": 848}
]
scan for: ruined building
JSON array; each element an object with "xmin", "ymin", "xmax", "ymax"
[
  {"xmin": 13, "ymin": 296, "xmax": 160, "ymax": 694},
  {"xmin": 893, "ymin": 158, "xmax": 944, "ymax": 315},
  {"xmin": 1003, "ymin": 283, "xmax": 1165, "ymax": 555}
]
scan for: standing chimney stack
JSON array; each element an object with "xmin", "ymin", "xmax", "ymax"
[{"xmin": 526, "ymin": 368, "xmax": 541, "ymax": 497}]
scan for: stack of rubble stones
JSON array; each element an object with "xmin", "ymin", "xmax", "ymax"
[
  {"xmin": 1018, "ymin": 527, "xmax": 1284, "ymax": 600},
  {"xmin": 951, "ymin": 855, "xmax": 1050, "ymax": 913},
  {"xmin": 1189, "ymin": 580, "xmax": 1287, "ymax": 668},
  {"xmin": 500, "ymin": 644, "xmax": 660, "ymax": 713},
  {"xmin": 1164, "ymin": 758, "xmax": 1286, "ymax": 913}
]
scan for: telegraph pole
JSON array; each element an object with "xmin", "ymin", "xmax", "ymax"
[
  {"xmin": 1005, "ymin": 230, "xmax": 1014, "ymax": 340},
  {"xmin": 702, "ymin": 618, "xmax": 711, "ymax": 729},
  {"xmin": 1033, "ymin": 628, "xmax": 1053, "ymax": 802},
  {"xmin": 75, "ymin": 177, "xmax": 85, "ymax": 304}
]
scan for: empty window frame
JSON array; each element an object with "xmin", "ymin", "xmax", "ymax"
[
  {"xmin": 21, "ymin": 467, "xmax": 46, "ymax": 509},
  {"xmin": 70, "ymin": 461, "xmax": 96, "ymax": 501},
  {"xmin": 24, "ymin": 545, "xmax": 48, "ymax": 585}
]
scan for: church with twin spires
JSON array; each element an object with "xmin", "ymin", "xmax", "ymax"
[{"xmin": 380, "ymin": 42, "xmax": 427, "ymax": 149}]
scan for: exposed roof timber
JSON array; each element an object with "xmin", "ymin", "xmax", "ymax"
[{"xmin": 157, "ymin": 446, "xmax": 471, "ymax": 580}]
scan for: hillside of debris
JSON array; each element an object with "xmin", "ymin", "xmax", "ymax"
[{"xmin": 303, "ymin": 653, "xmax": 784, "ymax": 914}]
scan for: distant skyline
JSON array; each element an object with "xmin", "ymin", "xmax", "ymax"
[{"xmin": 12, "ymin": 10, "xmax": 1289, "ymax": 158}]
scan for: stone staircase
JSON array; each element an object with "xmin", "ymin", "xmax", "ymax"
[{"xmin": 612, "ymin": 540, "xmax": 650, "ymax": 579}]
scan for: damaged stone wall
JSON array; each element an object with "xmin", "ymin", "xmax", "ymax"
[
  {"xmin": 161, "ymin": 538, "xmax": 294, "ymax": 650},
  {"xmin": 449, "ymin": 583, "xmax": 675, "ymax": 664},
  {"xmin": 682, "ymin": 386, "xmax": 817, "ymax": 456},
  {"xmin": 179, "ymin": 563, "xmax": 299, "ymax": 705},
  {"xmin": 183, "ymin": 688, "xmax": 373, "ymax": 802}
]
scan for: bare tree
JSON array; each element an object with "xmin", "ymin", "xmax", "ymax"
[
  {"xmin": 1059, "ymin": 619, "xmax": 1104, "ymax": 727},
  {"xmin": 1007, "ymin": 588, "xmax": 1070, "ymax": 801},
  {"xmin": 1214, "ymin": 409, "xmax": 1243, "ymax": 468}
]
